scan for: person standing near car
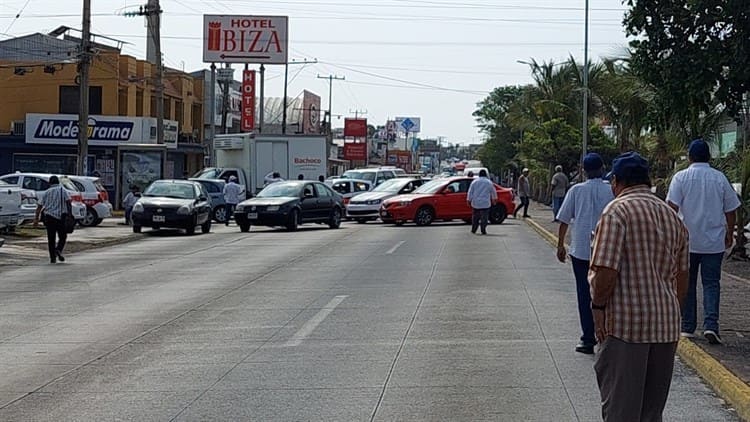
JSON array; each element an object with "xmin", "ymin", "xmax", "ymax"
[
  {"xmin": 556, "ymin": 153, "xmax": 614, "ymax": 354},
  {"xmin": 589, "ymin": 151, "xmax": 689, "ymax": 421},
  {"xmin": 223, "ymin": 176, "xmax": 243, "ymax": 226},
  {"xmin": 667, "ymin": 139, "xmax": 740, "ymax": 344},
  {"xmin": 467, "ymin": 169, "xmax": 497, "ymax": 235},
  {"xmin": 514, "ymin": 168, "xmax": 531, "ymax": 218},
  {"xmin": 551, "ymin": 165, "xmax": 569, "ymax": 222},
  {"xmin": 122, "ymin": 185, "xmax": 139, "ymax": 225},
  {"xmin": 32, "ymin": 175, "xmax": 72, "ymax": 264}
]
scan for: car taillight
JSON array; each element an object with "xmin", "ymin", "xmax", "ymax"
[
  {"xmin": 98, "ymin": 190, "xmax": 109, "ymax": 202},
  {"xmin": 71, "ymin": 194, "xmax": 83, "ymax": 202}
]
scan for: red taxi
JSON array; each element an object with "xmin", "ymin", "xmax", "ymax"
[{"xmin": 380, "ymin": 177, "xmax": 515, "ymax": 226}]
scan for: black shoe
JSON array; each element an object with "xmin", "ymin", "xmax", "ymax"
[
  {"xmin": 481, "ymin": 232, "xmax": 487, "ymax": 235},
  {"xmin": 575, "ymin": 343, "xmax": 595, "ymax": 354},
  {"xmin": 55, "ymin": 250, "xmax": 65, "ymax": 262},
  {"xmin": 471, "ymin": 229, "xmax": 476, "ymax": 234},
  {"xmin": 50, "ymin": 258, "xmax": 56, "ymax": 264},
  {"xmin": 704, "ymin": 330, "xmax": 722, "ymax": 345}
]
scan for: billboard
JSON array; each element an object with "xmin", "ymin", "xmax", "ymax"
[
  {"xmin": 203, "ymin": 15, "xmax": 289, "ymax": 64},
  {"xmin": 344, "ymin": 118, "xmax": 368, "ymax": 138},
  {"xmin": 343, "ymin": 143, "xmax": 367, "ymax": 161},
  {"xmin": 387, "ymin": 150, "xmax": 412, "ymax": 170},
  {"xmin": 241, "ymin": 70, "xmax": 256, "ymax": 131},
  {"xmin": 395, "ymin": 116, "xmax": 421, "ymax": 133},
  {"xmin": 302, "ymin": 90, "xmax": 321, "ymax": 134}
]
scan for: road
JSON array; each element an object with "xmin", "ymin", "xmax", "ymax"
[{"xmin": 0, "ymin": 220, "xmax": 738, "ymax": 421}]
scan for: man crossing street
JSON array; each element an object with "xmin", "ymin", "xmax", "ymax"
[{"xmin": 467, "ymin": 169, "xmax": 497, "ymax": 235}]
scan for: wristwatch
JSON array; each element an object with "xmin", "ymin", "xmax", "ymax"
[{"xmin": 591, "ymin": 303, "xmax": 606, "ymax": 310}]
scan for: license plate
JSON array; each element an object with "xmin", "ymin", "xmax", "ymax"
[
  {"xmin": 247, "ymin": 212, "xmax": 258, "ymax": 220},
  {"xmin": 152, "ymin": 215, "xmax": 166, "ymax": 222}
]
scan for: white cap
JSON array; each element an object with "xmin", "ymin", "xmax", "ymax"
[{"xmin": 522, "ymin": 168, "xmax": 529, "ymax": 173}]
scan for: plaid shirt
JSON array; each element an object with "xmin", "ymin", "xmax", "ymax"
[{"xmin": 589, "ymin": 186, "xmax": 689, "ymax": 343}]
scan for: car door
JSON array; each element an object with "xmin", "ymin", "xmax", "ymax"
[
  {"xmin": 439, "ymin": 180, "xmax": 472, "ymax": 219},
  {"xmin": 300, "ymin": 183, "xmax": 318, "ymax": 222},
  {"xmin": 314, "ymin": 183, "xmax": 335, "ymax": 220}
]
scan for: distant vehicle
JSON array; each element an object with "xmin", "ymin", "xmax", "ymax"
[
  {"xmin": 462, "ymin": 167, "xmax": 490, "ymax": 177},
  {"xmin": 189, "ymin": 178, "xmax": 228, "ymax": 223},
  {"xmin": 380, "ymin": 176, "xmax": 515, "ymax": 226},
  {"xmin": 0, "ymin": 173, "xmax": 86, "ymax": 223},
  {"xmin": 67, "ymin": 175, "xmax": 113, "ymax": 227},
  {"xmin": 329, "ymin": 179, "xmax": 372, "ymax": 208},
  {"xmin": 347, "ymin": 177, "xmax": 430, "ymax": 223},
  {"xmin": 131, "ymin": 180, "xmax": 212, "ymax": 235},
  {"xmin": 340, "ymin": 167, "xmax": 398, "ymax": 188},
  {"xmin": 0, "ymin": 179, "xmax": 22, "ymax": 232},
  {"xmin": 234, "ymin": 181, "xmax": 344, "ymax": 232}
]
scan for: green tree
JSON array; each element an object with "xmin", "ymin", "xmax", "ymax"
[{"xmin": 473, "ymin": 86, "xmax": 526, "ymax": 175}]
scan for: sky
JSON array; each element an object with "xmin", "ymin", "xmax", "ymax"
[{"xmin": 0, "ymin": 0, "xmax": 631, "ymax": 144}]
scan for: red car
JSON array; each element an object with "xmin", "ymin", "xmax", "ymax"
[{"xmin": 380, "ymin": 177, "xmax": 515, "ymax": 226}]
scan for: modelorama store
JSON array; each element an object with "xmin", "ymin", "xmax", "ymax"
[{"xmin": 0, "ymin": 113, "xmax": 203, "ymax": 207}]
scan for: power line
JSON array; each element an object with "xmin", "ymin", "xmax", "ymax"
[{"xmin": 3, "ymin": 0, "xmax": 33, "ymax": 34}]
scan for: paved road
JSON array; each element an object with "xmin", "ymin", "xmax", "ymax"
[{"xmin": 0, "ymin": 220, "xmax": 738, "ymax": 421}]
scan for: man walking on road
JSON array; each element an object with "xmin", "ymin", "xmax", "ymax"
[
  {"xmin": 514, "ymin": 168, "xmax": 531, "ymax": 218},
  {"xmin": 223, "ymin": 176, "xmax": 242, "ymax": 226},
  {"xmin": 556, "ymin": 153, "xmax": 614, "ymax": 354},
  {"xmin": 551, "ymin": 165, "xmax": 569, "ymax": 222},
  {"xmin": 467, "ymin": 169, "xmax": 497, "ymax": 235},
  {"xmin": 32, "ymin": 175, "xmax": 72, "ymax": 264},
  {"xmin": 667, "ymin": 139, "xmax": 740, "ymax": 345},
  {"xmin": 589, "ymin": 151, "xmax": 689, "ymax": 422}
]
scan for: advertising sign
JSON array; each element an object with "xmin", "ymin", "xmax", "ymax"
[
  {"xmin": 387, "ymin": 150, "xmax": 412, "ymax": 170},
  {"xmin": 119, "ymin": 150, "xmax": 164, "ymax": 194},
  {"xmin": 343, "ymin": 118, "xmax": 368, "ymax": 138},
  {"xmin": 26, "ymin": 114, "xmax": 178, "ymax": 148},
  {"xmin": 203, "ymin": 15, "xmax": 289, "ymax": 64},
  {"xmin": 343, "ymin": 143, "xmax": 367, "ymax": 161},
  {"xmin": 395, "ymin": 116, "xmax": 421, "ymax": 133},
  {"xmin": 241, "ymin": 70, "xmax": 256, "ymax": 131},
  {"xmin": 302, "ymin": 90, "xmax": 321, "ymax": 134}
]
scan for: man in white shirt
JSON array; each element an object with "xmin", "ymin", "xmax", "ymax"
[
  {"xmin": 223, "ymin": 176, "xmax": 243, "ymax": 226},
  {"xmin": 556, "ymin": 153, "xmax": 614, "ymax": 354},
  {"xmin": 667, "ymin": 139, "xmax": 740, "ymax": 344},
  {"xmin": 32, "ymin": 175, "xmax": 72, "ymax": 264},
  {"xmin": 467, "ymin": 169, "xmax": 498, "ymax": 235},
  {"xmin": 264, "ymin": 172, "xmax": 284, "ymax": 186}
]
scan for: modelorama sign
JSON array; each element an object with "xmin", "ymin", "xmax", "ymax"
[
  {"xmin": 203, "ymin": 15, "xmax": 289, "ymax": 64},
  {"xmin": 25, "ymin": 114, "xmax": 178, "ymax": 148}
]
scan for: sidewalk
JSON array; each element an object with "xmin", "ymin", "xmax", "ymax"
[
  {"xmin": 520, "ymin": 200, "xmax": 750, "ymax": 420},
  {"xmin": 0, "ymin": 217, "xmax": 141, "ymax": 267}
]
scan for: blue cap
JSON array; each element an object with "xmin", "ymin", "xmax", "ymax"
[
  {"xmin": 605, "ymin": 151, "xmax": 650, "ymax": 181},
  {"xmin": 582, "ymin": 153, "xmax": 604, "ymax": 171},
  {"xmin": 688, "ymin": 139, "xmax": 710, "ymax": 161}
]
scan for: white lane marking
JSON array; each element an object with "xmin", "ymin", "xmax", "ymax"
[
  {"xmin": 285, "ymin": 295, "xmax": 348, "ymax": 347},
  {"xmin": 386, "ymin": 241, "xmax": 406, "ymax": 255}
]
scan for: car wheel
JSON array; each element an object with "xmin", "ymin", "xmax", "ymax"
[
  {"xmin": 329, "ymin": 207, "xmax": 342, "ymax": 229},
  {"xmin": 395, "ymin": 221, "xmax": 405, "ymax": 226},
  {"xmin": 81, "ymin": 207, "xmax": 98, "ymax": 227},
  {"xmin": 93, "ymin": 218, "xmax": 103, "ymax": 226},
  {"xmin": 185, "ymin": 225, "xmax": 196, "ymax": 235},
  {"xmin": 213, "ymin": 206, "xmax": 227, "ymax": 223},
  {"xmin": 133, "ymin": 225, "xmax": 142, "ymax": 233},
  {"xmin": 414, "ymin": 206, "xmax": 435, "ymax": 226},
  {"xmin": 490, "ymin": 204, "xmax": 508, "ymax": 224},
  {"xmin": 286, "ymin": 209, "xmax": 299, "ymax": 232},
  {"xmin": 239, "ymin": 223, "xmax": 251, "ymax": 232},
  {"xmin": 201, "ymin": 219, "xmax": 212, "ymax": 234}
]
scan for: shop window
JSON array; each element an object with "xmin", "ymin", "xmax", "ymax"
[{"xmin": 59, "ymin": 86, "xmax": 102, "ymax": 114}]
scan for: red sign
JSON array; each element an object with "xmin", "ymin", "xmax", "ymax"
[
  {"xmin": 203, "ymin": 15, "xmax": 289, "ymax": 64},
  {"xmin": 344, "ymin": 118, "xmax": 368, "ymax": 138},
  {"xmin": 387, "ymin": 151, "xmax": 412, "ymax": 170},
  {"xmin": 343, "ymin": 143, "xmax": 367, "ymax": 161},
  {"xmin": 241, "ymin": 70, "xmax": 256, "ymax": 131}
]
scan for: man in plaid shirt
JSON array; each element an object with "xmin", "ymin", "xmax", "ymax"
[{"xmin": 589, "ymin": 152, "xmax": 689, "ymax": 421}]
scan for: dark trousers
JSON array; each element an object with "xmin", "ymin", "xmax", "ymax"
[
  {"xmin": 124, "ymin": 207, "xmax": 132, "ymax": 225},
  {"xmin": 225, "ymin": 203, "xmax": 236, "ymax": 225},
  {"xmin": 44, "ymin": 216, "xmax": 67, "ymax": 261},
  {"xmin": 595, "ymin": 337, "xmax": 678, "ymax": 422},
  {"xmin": 514, "ymin": 196, "xmax": 530, "ymax": 217},
  {"xmin": 471, "ymin": 207, "xmax": 489, "ymax": 234},
  {"xmin": 552, "ymin": 196, "xmax": 564, "ymax": 220},
  {"xmin": 571, "ymin": 256, "xmax": 595, "ymax": 346}
]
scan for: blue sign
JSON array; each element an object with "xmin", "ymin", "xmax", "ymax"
[
  {"xmin": 34, "ymin": 118, "xmax": 135, "ymax": 142},
  {"xmin": 400, "ymin": 118, "xmax": 415, "ymax": 132}
]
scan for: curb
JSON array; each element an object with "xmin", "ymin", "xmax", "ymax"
[{"xmin": 523, "ymin": 218, "xmax": 750, "ymax": 421}]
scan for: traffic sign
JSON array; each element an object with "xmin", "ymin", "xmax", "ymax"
[
  {"xmin": 395, "ymin": 116, "xmax": 421, "ymax": 133},
  {"xmin": 401, "ymin": 118, "xmax": 415, "ymax": 132}
]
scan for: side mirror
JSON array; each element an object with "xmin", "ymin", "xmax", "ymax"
[{"xmin": 199, "ymin": 195, "xmax": 207, "ymax": 201}]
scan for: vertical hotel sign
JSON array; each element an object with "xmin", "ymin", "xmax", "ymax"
[
  {"xmin": 241, "ymin": 70, "xmax": 256, "ymax": 131},
  {"xmin": 203, "ymin": 15, "xmax": 289, "ymax": 64}
]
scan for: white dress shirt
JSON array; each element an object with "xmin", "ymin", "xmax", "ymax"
[
  {"xmin": 223, "ymin": 182, "xmax": 243, "ymax": 204},
  {"xmin": 467, "ymin": 177, "xmax": 498, "ymax": 209},
  {"xmin": 39, "ymin": 185, "xmax": 71, "ymax": 220},
  {"xmin": 556, "ymin": 178, "xmax": 614, "ymax": 261},
  {"xmin": 667, "ymin": 163, "xmax": 740, "ymax": 254}
]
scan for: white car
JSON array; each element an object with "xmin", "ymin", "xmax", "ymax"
[
  {"xmin": 67, "ymin": 175, "xmax": 113, "ymax": 227},
  {"xmin": 0, "ymin": 173, "xmax": 87, "ymax": 223},
  {"xmin": 347, "ymin": 177, "xmax": 429, "ymax": 223},
  {"xmin": 341, "ymin": 167, "xmax": 399, "ymax": 188},
  {"xmin": 0, "ymin": 179, "xmax": 23, "ymax": 232},
  {"xmin": 329, "ymin": 179, "xmax": 372, "ymax": 208}
]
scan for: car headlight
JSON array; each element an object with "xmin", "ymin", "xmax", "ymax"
[
  {"xmin": 177, "ymin": 205, "xmax": 193, "ymax": 215},
  {"xmin": 398, "ymin": 200, "xmax": 412, "ymax": 206},
  {"xmin": 235, "ymin": 204, "xmax": 245, "ymax": 212},
  {"xmin": 133, "ymin": 202, "xmax": 144, "ymax": 213},
  {"xmin": 367, "ymin": 199, "xmax": 382, "ymax": 205}
]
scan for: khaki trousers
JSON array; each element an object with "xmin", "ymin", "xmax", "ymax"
[{"xmin": 594, "ymin": 336, "xmax": 678, "ymax": 422}]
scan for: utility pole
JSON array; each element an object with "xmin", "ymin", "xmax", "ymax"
[
  {"xmin": 350, "ymin": 109, "xmax": 367, "ymax": 119},
  {"xmin": 77, "ymin": 0, "xmax": 91, "ymax": 176},
  {"xmin": 316, "ymin": 74, "xmax": 345, "ymax": 135},
  {"xmin": 258, "ymin": 64, "xmax": 265, "ymax": 133},
  {"xmin": 282, "ymin": 59, "xmax": 317, "ymax": 134},
  {"xmin": 208, "ymin": 63, "xmax": 216, "ymax": 165},
  {"xmin": 220, "ymin": 63, "xmax": 231, "ymax": 134},
  {"xmin": 581, "ymin": 0, "xmax": 590, "ymax": 171}
]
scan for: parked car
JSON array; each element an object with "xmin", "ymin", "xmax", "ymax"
[
  {"xmin": 131, "ymin": 180, "xmax": 212, "ymax": 235},
  {"xmin": 380, "ymin": 177, "xmax": 515, "ymax": 226},
  {"xmin": 234, "ymin": 181, "xmax": 344, "ymax": 232},
  {"xmin": 340, "ymin": 167, "xmax": 398, "ymax": 188},
  {"xmin": 67, "ymin": 175, "xmax": 113, "ymax": 227},
  {"xmin": 0, "ymin": 173, "xmax": 86, "ymax": 223},
  {"xmin": 189, "ymin": 178, "xmax": 228, "ymax": 223},
  {"xmin": 329, "ymin": 178, "xmax": 372, "ymax": 209},
  {"xmin": 0, "ymin": 179, "xmax": 22, "ymax": 232},
  {"xmin": 347, "ymin": 177, "xmax": 429, "ymax": 223}
]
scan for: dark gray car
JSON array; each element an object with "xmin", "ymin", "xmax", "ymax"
[{"xmin": 189, "ymin": 178, "xmax": 228, "ymax": 223}]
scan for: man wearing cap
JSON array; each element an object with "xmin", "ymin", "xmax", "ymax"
[
  {"xmin": 589, "ymin": 151, "xmax": 689, "ymax": 421},
  {"xmin": 514, "ymin": 168, "xmax": 531, "ymax": 218},
  {"xmin": 223, "ymin": 176, "xmax": 243, "ymax": 226},
  {"xmin": 550, "ymin": 165, "xmax": 569, "ymax": 222},
  {"xmin": 556, "ymin": 153, "xmax": 614, "ymax": 354},
  {"xmin": 667, "ymin": 139, "xmax": 740, "ymax": 344}
]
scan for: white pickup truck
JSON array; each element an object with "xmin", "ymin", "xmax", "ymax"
[{"xmin": 0, "ymin": 179, "xmax": 22, "ymax": 233}]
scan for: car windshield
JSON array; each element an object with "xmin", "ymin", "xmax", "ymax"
[
  {"xmin": 143, "ymin": 182, "xmax": 195, "ymax": 199},
  {"xmin": 414, "ymin": 179, "xmax": 446, "ymax": 194},
  {"xmin": 373, "ymin": 178, "xmax": 408, "ymax": 193},
  {"xmin": 60, "ymin": 179, "xmax": 79, "ymax": 192},
  {"xmin": 0, "ymin": 180, "xmax": 9, "ymax": 186},
  {"xmin": 257, "ymin": 182, "xmax": 302, "ymax": 198},
  {"xmin": 342, "ymin": 171, "xmax": 375, "ymax": 183},
  {"xmin": 193, "ymin": 168, "xmax": 221, "ymax": 179}
]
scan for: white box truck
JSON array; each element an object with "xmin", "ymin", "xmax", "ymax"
[{"xmin": 194, "ymin": 133, "xmax": 328, "ymax": 196}]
